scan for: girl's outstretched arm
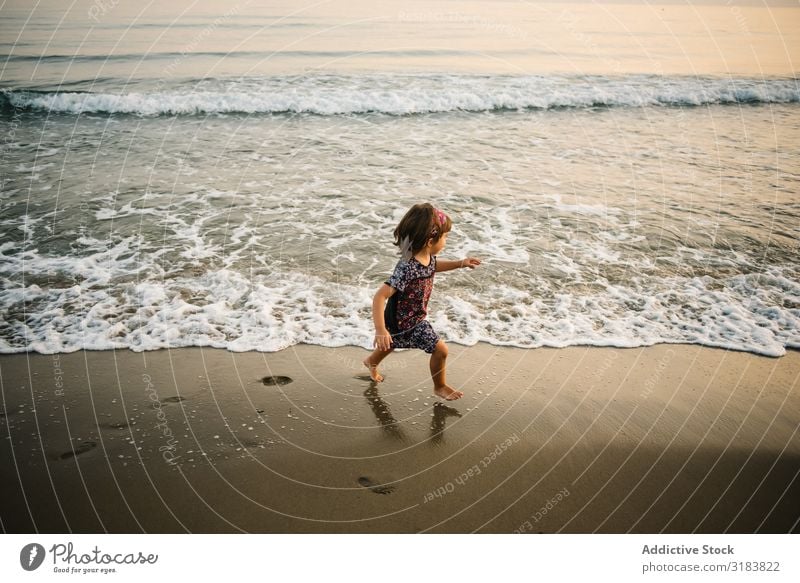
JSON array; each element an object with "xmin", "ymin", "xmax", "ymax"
[
  {"xmin": 435, "ymin": 257, "xmax": 482, "ymax": 273},
  {"xmin": 372, "ymin": 284, "xmax": 395, "ymax": 351}
]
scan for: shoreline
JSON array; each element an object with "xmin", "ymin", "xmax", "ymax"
[
  {"xmin": 3, "ymin": 340, "xmax": 799, "ymax": 358},
  {"xmin": 1, "ymin": 342, "xmax": 798, "ymax": 533}
]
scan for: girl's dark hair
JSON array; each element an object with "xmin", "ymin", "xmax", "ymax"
[{"xmin": 393, "ymin": 203, "xmax": 452, "ymax": 259}]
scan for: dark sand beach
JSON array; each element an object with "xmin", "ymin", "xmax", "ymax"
[{"xmin": 1, "ymin": 343, "xmax": 797, "ymax": 533}]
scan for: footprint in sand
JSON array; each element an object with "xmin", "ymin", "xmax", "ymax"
[
  {"xmin": 358, "ymin": 476, "xmax": 395, "ymax": 495},
  {"xmin": 99, "ymin": 421, "xmax": 130, "ymax": 430},
  {"xmin": 261, "ymin": 376, "xmax": 293, "ymax": 386},
  {"xmin": 59, "ymin": 441, "xmax": 97, "ymax": 460},
  {"xmin": 240, "ymin": 439, "xmax": 265, "ymax": 450},
  {"xmin": 160, "ymin": 396, "xmax": 186, "ymax": 403}
]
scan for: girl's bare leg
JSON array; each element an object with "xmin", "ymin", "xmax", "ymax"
[
  {"xmin": 430, "ymin": 340, "xmax": 463, "ymax": 400},
  {"xmin": 363, "ymin": 347, "xmax": 393, "ymax": 382}
]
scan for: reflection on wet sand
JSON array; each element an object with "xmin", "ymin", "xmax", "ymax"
[
  {"xmin": 363, "ymin": 381, "xmax": 464, "ymax": 445},
  {"xmin": 430, "ymin": 402, "xmax": 462, "ymax": 444},
  {"xmin": 363, "ymin": 382, "xmax": 406, "ymax": 440}
]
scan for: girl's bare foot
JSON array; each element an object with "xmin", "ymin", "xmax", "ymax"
[
  {"xmin": 363, "ymin": 358, "xmax": 384, "ymax": 382},
  {"xmin": 433, "ymin": 384, "xmax": 463, "ymax": 400}
]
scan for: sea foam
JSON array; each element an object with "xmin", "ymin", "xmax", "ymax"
[
  {"xmin": 1, "ymin": 248, "xmax": 797, "ymax": 357},
  {"xmin": 3, "ymin": 74, "xmax": 798, "ymax": 116}
]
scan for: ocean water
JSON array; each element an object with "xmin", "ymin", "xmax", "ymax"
[{"xmin": 1, "ymin": 1, "xmax": 798, "ymax": 357}]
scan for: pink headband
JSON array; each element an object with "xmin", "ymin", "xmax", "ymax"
[{"xmin": 430, "ymin": 208, "xmax": 447, "ymax": 238}]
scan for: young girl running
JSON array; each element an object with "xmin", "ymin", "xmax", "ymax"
[{"xmin": 363, "ymin": 203, "xmax": 481, "ymax": 401}]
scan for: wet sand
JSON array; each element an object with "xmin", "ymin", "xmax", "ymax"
[{"xmin": 0, "ymin": 343, "xmax": 798, "ymax": 533}]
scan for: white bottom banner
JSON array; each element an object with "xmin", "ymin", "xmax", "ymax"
[{"xmin": 1, "ymin": 534, "xmax": 796, "ymax": 582}]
